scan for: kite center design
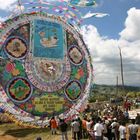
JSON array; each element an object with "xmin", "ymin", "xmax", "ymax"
[{"xmin": 24, "ymin": 19, "xmax": 71, "ymax": 92}]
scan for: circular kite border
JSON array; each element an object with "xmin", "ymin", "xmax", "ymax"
[{"xmin": 0, "ymin": 12, "xmax": 93, "ymax": 128}]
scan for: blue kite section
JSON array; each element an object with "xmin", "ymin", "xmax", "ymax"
[{"xmin": 33, "ymin": 19, "xmax": 64, "ymax": 60}]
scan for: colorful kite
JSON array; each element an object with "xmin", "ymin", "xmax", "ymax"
[
  {"xmin": 0, "ymin": 0, "xmax": 95, "ymax": 128},
  {"xmin": 0, "ymin": 12, "xmax": 93, "ymax": 127},
  {"xmin": 69, "ymin": 0, "xmax": 96, "ymax": 7},
  {"xmin": 22, "ymin": 1, "xmax": 82, "ymax": 27},
  {"xmin": 82, "ymin": 11, "xmax": 110, "ymax": 19},
  {"xmin": 57, "ymin": 0, "xmax": 96, "ymax": 7}
]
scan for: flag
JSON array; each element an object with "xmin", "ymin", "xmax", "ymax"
[
  {"xmin": 82, "ymin": 11, "xmax": 109, "ymax": 19},
  {"xmin": 69, "ymin": 0, "xmax": 96, "ymax": 7}
]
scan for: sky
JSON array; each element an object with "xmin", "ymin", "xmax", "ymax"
[{"xmin": 0, "ymin": 0, "xmax": 140, "ymax": 87}]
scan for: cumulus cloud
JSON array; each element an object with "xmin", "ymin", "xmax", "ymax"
[
  {"xmin": 81, "ymin": 7, "xmax": 140, "ymax": 86},
  {"xmin": 119, "ymin": 7, "xmax": 140, "ymax": 41},
  {"xmin": 81, "ymin": 25, "xmax": 120, "ymax": 85},
  {"xmin": 0, "ymin": 0, "xmax": 17, "ymax": 11},
  {"xmin": 0, "ymin": 0, "xmax": 25, "ymax": 20},
  {"xmin": 0, "ymin": 16, "xmax": 8, "ymax": 22}
]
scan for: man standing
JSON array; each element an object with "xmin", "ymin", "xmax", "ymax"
[
  {"xmin": 94, "ymin": 119, "xmax": 104, "ymax": 140},
  {"xmin": 71, "ymin": 119, "xmax": 80, "ymax": 140},
  {"xmin": 118, "ymin": 121, "xmax": 126, "ymax": 140},
  {"xmin": 135, "ymin": 113, "xmax": 140, "ymax": 125},
  {"xmin": 50, "ymin": 116, "xmax": 57, "ymax": 135},
  {"xmin": 82, "ymin": 117, "xmax": 88, "ymax": 138},
  {"xmin": 128, "ymin": 119, "xmax": 139, "ymax": 140},
  {"xmin": 110, "ymin": 118, "xmax": 119, "ymax": 140},
  {"xmin": 59, "ymin": 119, "xmax": 68, "ymax": 140}
]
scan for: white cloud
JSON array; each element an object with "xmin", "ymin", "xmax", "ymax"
[
  {"xmin": 81, "ymin": 8, "xmax": 140, "ymax": 86},
  {"xmin": 81, "ymin": 25, "xmax": 119, "ymax": 60},
  {"xmin": 120, "ymin": 7, "xmax": 140, "ymax": 41},
  {"xmin": 0, "ymin": 16, "xmax": 8, "ymax": 22},
  {"xmin": 0, "ymin": 0, "xmax": 24, "ymax": 20},
  {"xmin": 82, "ymin": 11, "xmax": 109, "ymax": 19},
  {"xmin": 81, "ymin": 25, "xmax": 120, "ymax": 85},
  {"xmin": 0, "ymin": 0, "xmax": 17, "ymax": 11}
]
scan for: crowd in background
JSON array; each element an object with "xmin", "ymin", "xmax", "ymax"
[{"xmin": 48, "ymin": 103, "xmax": 140, "ymax": 140}]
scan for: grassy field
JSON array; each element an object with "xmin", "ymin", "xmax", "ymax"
[
  {"xmin": 0, "ymin": 123, "xmax": 140, "ymax": 140},
  {"xmin": 0, "ymin": 123, "xmax": 77, "ymax": 140}
]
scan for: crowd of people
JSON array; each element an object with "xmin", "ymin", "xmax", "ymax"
[{"xmin": 46, "ymin": 104, "xmax": 140, "ymax": 140}]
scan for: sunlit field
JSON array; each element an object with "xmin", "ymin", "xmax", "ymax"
[{"xmin": 0, "ymin": 123, "xmax": 140, "ymax": 140}]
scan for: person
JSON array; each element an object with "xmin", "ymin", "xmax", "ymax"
[
  {"xmin": 124, "ymin": 110, "xmax": 129, "ymax": 123},
  {"xmin": 106, "ymin": 120, "xmax": 112, "ymax": 140},
  {"xmin": 36, "ymin": 137, "xmax": 42, "ymax": 140},
  {"xmin": 110, "ymin": 118, "xmax": 119, "ymax": 140},
  {"xmin": 94, "ymin": 118, "xmax": 104, "ymax": 140},
  {"xmin": 86, "ymin": 118, "xmax": 94, "ymax": 139},
  {"xmin": 102, "ymin": 120, "xmax": 108, "ymax": 139},
  {"xmin": 86, "ymin": 119, "xmax": 93, "ymax": 132},
  {"xmin": 127, "ymin": 101, "xmax": 132, "ymax": 111},
  {"xmin": 135, "ymin": 113, "xmax": 140, "ymax": 125},
  {"xmin": 123, "ymin": 100, "xmax": 129, "ymax": 111},
  {"xmin": 59, "ymin": 119, "xmax": 68, "ymax": 140},
  {"xmin": 118, "ymin": 121, "xmax": 126, "ymax": 140},
  {"xmin": 77, "ymin": 117, "xmax": 82, "ymax": 139},
  {"xmin": 128, "ymin": 119, "xmax": 139, "ymax": 140},
  {"xmin": 50, "ymin": 116, "xmax": 57, "ymax": 135},
  {"xmin": 0, "ymin": 108, "xmax": 4, "ymax": 124},
  {"xmin": 87, "ymin": 118, "xmax": 95, "ymax": 140},
  {"xmin": 71, "ymin": 119, "xmax": 80, "ymax": 140},
  {"xmin": 71, "ymin": 119, "xmax": 75, "ymax": 139},
  {"xmin": 82, "ymin": 117, "xmax": 88, "ymax": 138}
]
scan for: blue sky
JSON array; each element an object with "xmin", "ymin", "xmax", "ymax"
[
  {"xmin": 81, "ymin": 0, "xmax": 140, "ymax": 39},
  {"xmin": 0, "ymin": 0, "xmax": 140, "ymax": 86}
]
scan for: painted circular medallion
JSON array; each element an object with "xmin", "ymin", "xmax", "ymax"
[
  {"xmin": 7, "ymin": 77, "xmax": 32, "ymax": 103},
  {"xmin": 68, "ymin": 45, "xmax": 84, "ymax": 65},
  {"xmin": 4, "ymin": 36, "xmax": 28, "ymax": 59},
  {"xmin": 65, "ymin": 80, "xmax": 82, "ymax": 101}
]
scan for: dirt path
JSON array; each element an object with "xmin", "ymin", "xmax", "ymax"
[{"xmin": 0, "ymin": 135, "xmax": 18, "ymax": 140}]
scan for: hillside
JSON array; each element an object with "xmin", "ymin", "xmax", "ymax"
[{"xmin": 89, "ymin": 84, "xmax": 140, "ymax": 102}]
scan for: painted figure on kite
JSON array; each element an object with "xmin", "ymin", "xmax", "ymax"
[{"xmin": 39, "ymin": 31, "xmax": 58, "ymax": 48}]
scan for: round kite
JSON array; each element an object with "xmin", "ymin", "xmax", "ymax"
[{"xmin": 0, "ymin": 12, "xmax": 93, "ymax": 127}]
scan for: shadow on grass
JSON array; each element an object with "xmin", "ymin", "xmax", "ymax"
[{"xmin": 3, "ymin": 128, "xmax": 49, "ymax": 138}]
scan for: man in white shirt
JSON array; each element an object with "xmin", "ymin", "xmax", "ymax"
[
  {"xmin": 86, "ymin": 119, "xmax": 93, "ymax": 131},
  {"xmin": 71, "ymin": 119, "xmax": 80, "ymax": 140},
  {"xmin": 119, "ymin": 121, "xmax": 126, "ymax": 140},
  {"xmin": 128, "ymin": 119, "xmax": 139, "ymax": 140},
  {"xmin": 94, "ymin": 119, "xmax": 104, "ymax": 140},
  {"xmin": 111, "ymin": 118, "xmax": 119, "ymax": 140}
]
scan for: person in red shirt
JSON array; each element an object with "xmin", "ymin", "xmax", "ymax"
[
  {"xmin": 50, "ymin": 116, "xmax": 57, "ymax": 135},
  {"xmin": 123, "ymin": 101, "xmax": 129, "ymax": 111},
  {"xmin": 82, "ymin": 117, "xmax": 88, "ymax": 138}
]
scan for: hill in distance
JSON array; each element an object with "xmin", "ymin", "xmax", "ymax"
[{"xmin": 89, "ymin": 84, "xmax": 140, "ymax": 102}]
